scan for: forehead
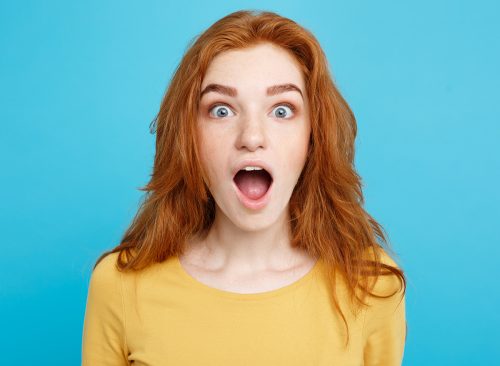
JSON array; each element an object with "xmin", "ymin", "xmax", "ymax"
[{"xmin": 201, "ymin": 43, "xmax": 305, "ymax": 92}]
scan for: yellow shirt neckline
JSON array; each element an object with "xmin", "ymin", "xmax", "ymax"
[{"xmin": 173, "ymin": 255, "xmax": 322, "ymax": 301}]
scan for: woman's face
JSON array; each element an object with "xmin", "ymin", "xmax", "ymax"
[{"xmin": 197, "ymin": 42, "xmax": 311, "ymax": 231}]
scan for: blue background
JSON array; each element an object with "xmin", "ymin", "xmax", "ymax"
[{"xmin": 1, "ymin": 1, "xmax": 498, "ymax": 364}]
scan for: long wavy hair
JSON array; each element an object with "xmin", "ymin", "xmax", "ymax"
[{"xmin": 94, "ymin": 9, "xmax": 406, "ymax": 347}]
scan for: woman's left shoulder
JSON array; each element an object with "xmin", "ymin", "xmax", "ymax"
[{"xmin": 364, "ymin": 245, "xmax": 406, "ymax": 310}]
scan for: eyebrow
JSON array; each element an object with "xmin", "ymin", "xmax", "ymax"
[{"xmin": 199, "ymin": 83, "xmax": 304, "ymax": 100}]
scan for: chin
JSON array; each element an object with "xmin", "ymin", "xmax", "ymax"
[{"xmin": 219, "ymin": 202, "xmax": 288, "ymax": 233}]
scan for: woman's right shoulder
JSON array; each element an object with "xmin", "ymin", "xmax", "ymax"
[
  {"xmin": 89, "ymin": 252, "xmax": 122, "ymax": 290},
  {"xmin": 94, "ymin": 251, "xmax": 120, "ymax": 270}
]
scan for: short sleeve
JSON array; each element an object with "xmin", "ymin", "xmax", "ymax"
[
  {"xmin": 362, "ymin": 249, "xmax": 407, "ymax": 366},
  {"xmin": 81, "ymin": 253, "xmax": 129, "ymax": 366}
]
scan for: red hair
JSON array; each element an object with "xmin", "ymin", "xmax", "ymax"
[{"xmin": 95, "ymin": 9, "xmax": 406, "ymax": 347}]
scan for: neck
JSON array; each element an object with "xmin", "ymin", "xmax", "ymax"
[{"xmin": 184, "ymin": 206, "xmax": 309, "ymax": 274}]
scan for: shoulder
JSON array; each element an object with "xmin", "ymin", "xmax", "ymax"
[
  {"xmin": 363, "ymin": 245, "xmax": 404, "ymax": 297},
  {"xmin": 361, "ymin": 246, "xmax": 407, "ymax": 363},
  {"xmin": 88, "ymin": 252, "xmax": 122, "ymax": 298},
  {"xmin": 82, "ymin": 252, "xmax": 128, "ymax": 362},
  {"xmin": 361, "ymin": 246, "xmax": 406, "ymax": 327},
  {"xmin": 365, "ymin": 245, "xmax": 401, "ymax": 268},
  {"xmin": 93, "ymin": 251, "xmax": 121, "ymax": 276}
]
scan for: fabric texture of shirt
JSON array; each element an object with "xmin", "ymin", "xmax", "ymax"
[{"xmin": 81, "ymin": 248, "xmax": 406, "ymax": 365}]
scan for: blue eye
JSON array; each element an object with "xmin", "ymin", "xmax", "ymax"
[
  {"xmin": 208, "ymin": 103, "xmax": 296, "ymax": 119},
  {"xmin": 272, "ymin": 104, "xmax": 295, "ymax": 119},
  {"xmin": 209, "ymin": 104, "xmax": 235, "ymax": 118}
]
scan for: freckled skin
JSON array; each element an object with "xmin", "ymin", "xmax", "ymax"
[
  {"xmin": 197, "ymin": 42, "xmax": 311, "ymax": 231},
  {"xmin": 184, "ymin": 42, "xmax": 314, "ymax": 280}
]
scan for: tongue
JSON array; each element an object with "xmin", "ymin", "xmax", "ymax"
[{"xmin": 234, "ymin": 171, "xmax": 271, "ymax": 200}]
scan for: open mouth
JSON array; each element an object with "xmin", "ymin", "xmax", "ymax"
[{"xmin": 233, "ymin": 168, "xmax": 273, "ymax": 201}]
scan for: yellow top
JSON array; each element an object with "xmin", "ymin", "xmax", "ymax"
[{"xmin": 82, "ymin": 249, "xmax": 406, "ymax": 366}]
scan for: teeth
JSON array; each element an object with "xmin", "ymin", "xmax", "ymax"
[{"xmin": 242, "ymin": 166, "xmax": 263, "ymax": 171}]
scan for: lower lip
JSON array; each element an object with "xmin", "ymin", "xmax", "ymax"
[{"xmin": 232, "ymin": 179, "xmax": 274, "ymax": 210}]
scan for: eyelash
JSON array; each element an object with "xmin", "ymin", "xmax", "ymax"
[{"xmin": 207, "ymin": 102, "xmax": 297, "ymax": 118}]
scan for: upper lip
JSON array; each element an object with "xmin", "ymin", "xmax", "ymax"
[{"xmin": 231, "ymin": 159, "xmax": 274, "ymax": 180}]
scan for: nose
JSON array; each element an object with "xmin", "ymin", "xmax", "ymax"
[{"xmin": 235, "ymin": 113, "xmax": 267, "ymax": 152}]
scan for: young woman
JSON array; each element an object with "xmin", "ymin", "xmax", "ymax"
[{"xmin": 82, "ymin": 10, "xmax": 407, "ymax": 366}]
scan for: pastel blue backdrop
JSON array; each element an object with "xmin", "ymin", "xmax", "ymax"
[{"xmin": 1, "ymin": 1, "xmax": 498, "ymax": 365}]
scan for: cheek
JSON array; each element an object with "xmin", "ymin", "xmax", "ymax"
[
  {"xmin": 198, "ymin": 128, "xmax": 226, "ymax": 185},
  {"xmin": 291, "ymin": 143, "xmax": 309, "ymax": 173},
  {"xmin": 280, "ymin": 127, "xmax": 311, "ymax": 172}
]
